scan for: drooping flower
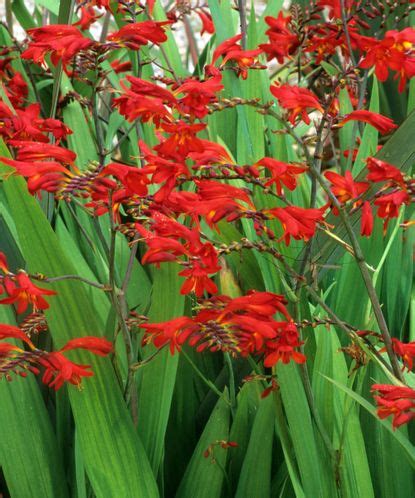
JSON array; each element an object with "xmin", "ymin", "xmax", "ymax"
[
  {"xmin": 107, "ymin": 21, "xmax": 172, "ymax": 50},
  {"xmin": 265, "ymin": 206, "xmax": 326, "ymax": 245},
  {"xmin": 366, "ymin": 157, "xmax": 405, "ymax": 186},
  {"xmin": 360, "ymin": 201, "xmax": 374, "ymax": 237},
  {"xmin": 270, "ymin": 83, "xmax": 323, "ymax": 125},
  {"xmin": 337, "ymin": 110, "xmax": 397, "ymax": 135},
  {"xmin": 371, "ymin": 384, "xmax": 415, "ymax": 429},
  {"xmin": 212, "ymin": 34, "xmax": 263, "ymax": 79},
  {"xmin": 196, "ymin": 9, "xmax": 215, "ymax": 36},
  {"xmin": 254, "ymin": 157, "xmax": 307, "ymax": 194},
  {"xmin": 324, "ymin": 170, "xmax": 369, "ymax": 205},
  {"xmin": 374, "ymin": 190, "xmax": 409, "ymax": 231},
  {"xmin": 0, "ymin": 273, "xmax": 56, "ymax": 314}
]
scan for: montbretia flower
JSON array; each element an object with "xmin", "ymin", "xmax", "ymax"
[
  {"xmin": 74, "ymin": 6, "xmax": 103, "ymax": 31},
  {"xmin": 263, "ymin": 322, "xmax": 306, "ymax": 367},
  {"xmin": 0, "ymin": 324, "xmax": 112, "ymax": 389},
  {"xmin": 174, "ymin": 73, "xmax": 223, "ymax": 119},
  {"xmin": 366, "ymin": 157, "xmax": 405, "ymax": 186},
  {"xmin": 374, "ymin": 190, "xmax": 409, "ymax": 231},
  {"xmin": 0, "ymin": 272, "xmax": 56, "ymax": 314},
  {"xmin": 196, "ymin": 9, "xmax": 215, "ymax": 36},
  {"xmin": 259, "ymin": 13, "xmax": 300, "ymax": 63},
  {"xmin": 360, "ymin": 201, "xmax": 374, "ymax": 237},
  {"xmin": 371, "ymin": 384, "xmax": 415, "ymax": 429},
  {"xmin": 337, "ymin": 110, "xmax": 397, "ymax": 135},
  {"xmin": 141, "ymin": 316, "xmax": 197, "ymax": 354},
  {"xmin": 212, "ymin": 34, "xmax": 263, "ymax": 79},
  {"xmin": 155, "ymin": 121, "xmax": 206, "ymax": 159},
  {"xmin": 324, "ymin": 170, "xmax": 369, "ymax": 205},
  {"xmin": 270, "ymin": 84, "xmax": 323, "ymax": 125},
  {"xmin": 388, "ymin": 338, "xmax": 415, "ymax": 371},
  {"xmin": 21, "ymin": 25, "xmax": 94, "ymax": 70},
  {"xmin": 264, "ymin": 206, "xmax": 326, "ymax": 245},
  {"xmin": 254, "ymin": 157, "xmax": 307, "ymax": 194},
  {"xmin": 107, "ymin": 21, "xmax": 172, "ymax": 50}
]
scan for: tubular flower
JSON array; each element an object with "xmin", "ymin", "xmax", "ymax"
[
  {"xmin": 0, "ymin": 323, "xmax": 112, "ymax": 389},
  {"xmin": 337, "ymin": 110, "xmax": 397, "ymax": 135},
  {"xmin": 371, "ymin": 384, "xmax": 415, "ymax": 429},
  {"xmin": 387, "ymin": 339, "xmax": 415, "ymax": 371},
  {"xmin": 360, "ymin": 201, "xmax": 374, "ymax": 237},
  {"xmin": 21, "ymin": 25, "xmax": 94, "ymax": 70},
  {"xmin": 254, "ymin": 157, "xmax": 307, "ymax": 194},
  {"xmin": 74, "ymin": 6, "xmax": 103, "ymax": 31},
  {"xmin": 140, "ymin": 292, "xmax": 304, "ymax": 366},
  {"xmin": 270, "ymin": 83, "xmax": 324, "ymax": 125},
  {"xmin": 324, "ymin": 170, "xmax": 369, "ymax": 205},
  {"xmin": 366, "ymin": 157, "xmax": 405, "ymax": 186},
  {"xmin": 374, "ymin": 190, "xmax": 409, "ymax": 231},
  {"xmin": 196, "ymin": 9, "xmax": 215, "ymax": 36},
  {"xmin": 155, "ymin": 121, "xmax": 206, "ymax": 160},
  {"xmin": 107, "ymin": 21, "xmax": 172, "ymax": 50},
  {"xmin": 0, "ymin": 273, "xmax": 56, "ymax": 314},
  {"xmin": 113, "ymin": 76, "xmax": 176, "ymax": 126},
  {"xmin": 259, "ymin": 13, "xmax": 300, "ymax": 63},
  {"xmin": 212, "ymin": 34, "xmax": 263, "ymax": 79},
  {"xmin": 174, "ymin": 73, "xmax": 223, "ymax": 119},
  {"xmin": 316, "ymin": 0, "xmax": 354, "ymax": 19},
  {"xmin": 265, "ymin": 206, "xmax": 326, "ymax": 245}
]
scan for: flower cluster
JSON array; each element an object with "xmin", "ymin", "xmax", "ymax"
[{"xmin": 141, "ymin": 291, "xmax": 305, "ymax": 367}]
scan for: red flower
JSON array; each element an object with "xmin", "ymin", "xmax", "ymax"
[
  {"xmin": 179, "ymin": 242, "xmax": 220, "ymax": 296},
  {"xmin": 113, "ymin": 76, "xmax": 176, "ymax": 126},
  {"xmin": 360, "ymin": 201, "xmax": 374, "ymax": 237},
  {"xmin": 324, "ymin": 170, "xmax": 369, "ymax": 205},
  {"xmin": 270, "ymin": 83, "xmax": 323, "ymax": 125},
  {"xmin": 259, "ymin": 13, "xmax": 300, "ymax": 63},
  {"xmin": 263, "ymin": 322, "xmax": 306, "ymax": 366},
  {"xmin": 40, "ymin": 352, "xmax": 94, "ymax": 390},
  {"xmin": 0, "ymin": 272, "xmax": 56, "ymax": 314},
  {"xmin": 371, "ymin": 384, "xmax": 415, "ymax": 429},
  {"xmin": 174, "ymin": 73, "xmax": 223, "ymax": 119},
  {"xmin": 7, "ymin": 140, "xmax": 76, "ymax": 164},
  {"xmin": 59, "ymin": 336, "xmax": 113, "ymax": 356},
  {"xmin": 155, "ymin": 121, "xmax": 206, "ymax": 159},
  {"xmin": 107, "ymin": 21, "xmax": 172, "ymax": 50},
  {"xmin": 140, "ymin": 316, "xmax": 197, "ymax": 354},
  {"xmin": 254, "ymin": 157, "xmax": 307, "ymax": 194},
  {"xmin": 337, "ymin": 110, "xmax": 397, "ymax": 135},
  {"xmin": 196, "ymin": 9, "xmax": 215, "ymax": 36},
  {"xmin": 74, "ymin": 6, "xmax": 102, "ymax": 30},
  {"xmin": 374, "ymin": 190, "xmax": 409, "ymax": 231},
  {"xmin": 366, "ymin": 157, "xmax": 405, "ymax": 186},
  {"xmin": 212, "ymin": 34, "xmax": 263, "ymax": 79},
  {"xmin": 265, "ymin": 206, "xmax": 325, "ymax": 245},
  {"xmin": 21, "ymin": 25, "xmax": 93, "ymax": 70},
  {"xmin": 0, "ymin": 323, "xmax": 33, "ymax": 346}
]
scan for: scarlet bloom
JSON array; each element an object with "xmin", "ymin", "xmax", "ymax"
[
  {"xmin": 366, "ymin": 157, "xmax": 405, "ymax": 186},
  {"xmin": 113, "ymin": 76, "xmax": 176, "ymax": 126},
  {"xmin": 316, "ymin": 0, "xmax": 354, "ymax": 19},
  {"xmin": 7, "ymin": 140, "xmax": 76, "ymax": 164},
  {"xmin": 21, "ymin": 25, "xmax": 93, "ymax": 70},
  {"xmin": 140, "ymin": 316, "xmax": 197, "ymax": 354},
  {"xmin": 254, "ymin": 157, "xmax": 307, "ymax": 194},
  {"xmin": 107, "ymin": 21, "xmax": 172, "ymax": 50},
  {"xmin": 0, "ymin": 272, "xmax": 56, "ymax": 314},
  {"xmin": 0, "ymin": 323, "xmax": 112, "ymax": 390},
  {"xmin": 212, "ymin": 34, "xmax": 263, "ymax": 79},
  {"xmin": 371, "ymin": 384, "xmax": 415, "ymax": 429},
  {"xmin": 360, "ymin": 201, "xmax": 374, "ymax": 237},
  {"xmin": 259, "ymin": 13, "xmax": 300, "ymax": 63},
  {"xmin": 374, "ymin": 190, "xmax": 409, "ymax": 230},
  {"xmin": 324, "ymin": 170, "xmax": 369, "ymax": 205},
  {"xmin": 270, "ymin": 84, "xmax": 323, "ymax": 125},
  {"xmin": 155, "ymin": 121, "xmax": 206, "ymax": 160},
  {"xmin": 263, "ymin": 322, "xmax": 306, "ymax": 367},
  {"xmin": 196, "ymin": 9, "xmax": 215, "ymax": 36},
  {"xmin": 174, "ymin": 73, "xmax": 223, "ymax": 119},
  {"xmin": 74, "ymin": 6, "xmax": 103, "ymax": 30},
  {"xmin": 337, "ymin": 110, "xmax": 397, "ymax": 135},
  {"xmin": 265, "ymin": 206, "xmax": 325, "ymax": 245}
]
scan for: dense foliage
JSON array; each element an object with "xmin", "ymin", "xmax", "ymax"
[{"xmin": 0, "ymin": 0, "xmax": 414, "ymax": 497}]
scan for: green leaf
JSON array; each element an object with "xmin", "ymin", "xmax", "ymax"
[{"xmin": 175, "ymin": 393, "xmax": 231, "ymax": 498}]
